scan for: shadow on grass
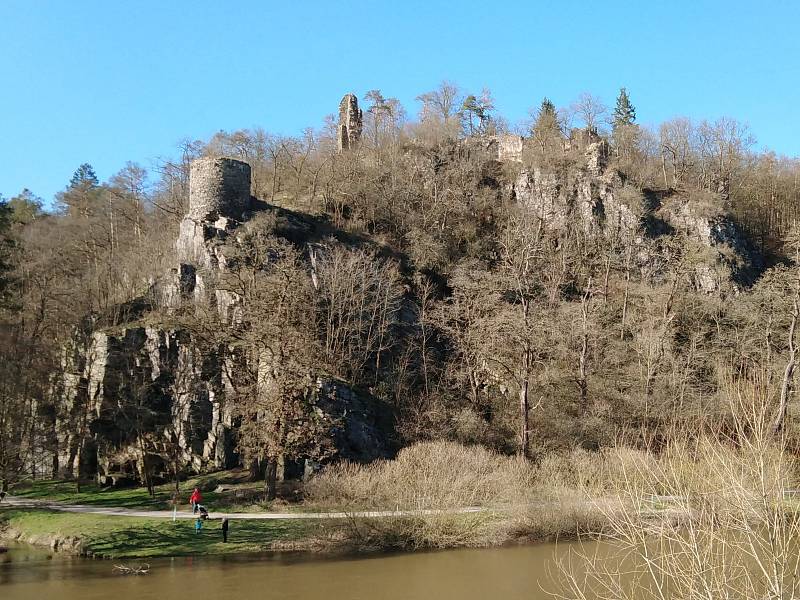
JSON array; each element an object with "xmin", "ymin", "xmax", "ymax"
[
  {"xmin": 11, "ymin": 481, "xmax": 232, "ymax": 511},
  {"xmin": 86, "ymin": 519, "xmax": 307, "ymax": 558}
]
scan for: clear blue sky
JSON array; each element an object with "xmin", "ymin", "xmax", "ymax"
[{"xmin": 1, "ymin": 0, "xmax": 799, "ymax": 205}]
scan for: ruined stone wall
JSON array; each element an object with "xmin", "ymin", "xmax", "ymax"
[
  {"xmin": 337, "ymin": 93, "xmax": 363, "ymax": 152},
  {"xmin": 496, "ymin": 134, "xmax": 524, "ymax": 162},
  {"xmin": 175, "ymin": 157, "xmax": 251, "ymax": 315}
]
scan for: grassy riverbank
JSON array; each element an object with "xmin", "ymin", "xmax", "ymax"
[
  {"xmin": 0, "ymin": 508, "xmax": 309, "ymax": 558},
  {"xmin": 7, "ymin": 470, "xmax": 291, "ymax": 512},
  {"xmin": 5, "ymin": 440, "xmax": 736, "ymax": 558},
  {"xmin": 0, "ymin": 442, "xmax": 639, "ymax": 557}
]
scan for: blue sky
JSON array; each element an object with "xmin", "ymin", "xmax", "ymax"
[{"xmin": 1, "ymin": 0, "xmax": 799, "ymax": 205}]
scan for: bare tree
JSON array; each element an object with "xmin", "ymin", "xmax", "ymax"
[
  {"xmin": 416, "ymin": 80, "xmax": 461, "ymax": 122},
  {"xmin": 571, "ymin": 92, "xmax": 608, "ymax": 132}
]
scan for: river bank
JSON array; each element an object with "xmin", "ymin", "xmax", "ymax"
[
  {"xmin": 0, "ymin": 507, "xmax": 314, "ymax": 558},
  {"xmin": 0, "ymin": 443, "xmax": 629, "ymax": 559},
  {"xmin": 1, "ymin": 539, "xmax": 596, "ymax": 600}
]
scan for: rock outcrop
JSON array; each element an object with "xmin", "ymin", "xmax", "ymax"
[
  {"xmin": 514, "ymin": 134, "xmax": 639, "ymax": 243},
  {"xmin": 510, "ymin": 128, "xmax": 762, "ymax": 293},
  {"xmin": 57, "ymin": 154, "xmax": 390, "ymax": 485},
  {"xmin": 657, "ymin": 194, "xmax": 763, "ymax": 292},
  {"xmin": 337, "ymin": 93, "xmax": 363, "ymax": 152}
]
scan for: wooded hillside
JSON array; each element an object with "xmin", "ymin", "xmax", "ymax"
[{"xmin": 2, "ymin": 84, "xmax": 799, "ymax": 493}]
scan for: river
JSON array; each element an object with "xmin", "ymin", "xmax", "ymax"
[{"xmin": 0, "ymin": 541, "xmax": 595, "ymax": 600}]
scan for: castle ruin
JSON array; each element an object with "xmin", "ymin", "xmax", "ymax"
[{"xmin": 337, "ymin": 93, "xmax": 363, "ymax": 152}]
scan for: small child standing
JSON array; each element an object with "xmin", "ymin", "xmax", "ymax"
[{"xmin": 195, "ymin": 517, "xmax": 203, "ymax": 534}]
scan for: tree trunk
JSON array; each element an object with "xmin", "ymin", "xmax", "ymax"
[
  {"xmin": 264, "ymin": 459, "xmax": 277, "ymax": 501},
  {"xmin": 620, "ymin": 246, "xmax": 632, "ymax": 340},
  {"xmin": 773, "ymin": 276, "xmax": 800, "ymax": 435},
  {"xmin": 578, "ymin": 278, "xmax": 592, "ymax": 412},
  {"xmin": 519, "ymin": 378, "xmax": 529, "ymax": 458}
]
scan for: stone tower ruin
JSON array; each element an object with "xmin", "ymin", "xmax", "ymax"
[
  {"xmin": 188, "ymin": 156, "xmax": 252, "ymax": 221},
  {"xmin": 176, "ymin": 156, "xmax": 252, "ymax": 269},
  {"xmin": 337, "ymin": 93, "xmax": 363, "ymax": 152}
]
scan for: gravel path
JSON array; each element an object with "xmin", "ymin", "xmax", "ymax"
[{"xmin": 0, "ymin": 496, "xmax": 484, "ymax": 520}]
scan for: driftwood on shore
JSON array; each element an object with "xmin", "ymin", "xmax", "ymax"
[{"xmin": 113, "ymin": 563, "xmax": 150, "ymax": 575}]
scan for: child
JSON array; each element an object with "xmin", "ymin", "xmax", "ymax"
[{"xmin": 195, "ymin": 517, "xmax": 203, "ymax": 534}]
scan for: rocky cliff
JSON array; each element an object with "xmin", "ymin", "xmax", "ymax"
[
  {"xmin": 511, "ymin": 128, "xmax": 762, "ymax": 293},
  {"xmin": 54, "ymin": 95, "xmax": 765, "ymax": 486},
  {"xmin": 57, "ymin": 155, "xmax": 390, "ymax": 486}
]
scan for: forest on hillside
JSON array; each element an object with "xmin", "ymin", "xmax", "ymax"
[{"xmin": 2, "ymin": 83, "xmax": 800, "ymax": 493}]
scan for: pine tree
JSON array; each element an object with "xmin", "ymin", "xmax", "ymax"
[
  {"xmin": 60, "ymin": 163, "xmax": 101, "ymax": 217},
  {"xmin": 532, "ymin": 98, "xmax": 560, "ymax": 133},
  {"xmin": 531, "ymin": 97, "xmax": 562, "ymax": 156},
  {"xmin": 612, "ymin": 88, "xmax": 639, "ymax": 159},
  {"xmin": 69, "ymin": 163, "xmax": 99, "ymax": 190},
  {"xmin": 613, "ymin": 88, "xmax": 636, "ymax": 129},
  {"xmin": 538, "ymin": 97, "xmax": 557, "ymax": 122},
  {"xmin": 461, "ymin": 88, "xmax": 494, "ymax": 136}
]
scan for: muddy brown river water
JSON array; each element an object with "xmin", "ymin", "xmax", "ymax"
[{"xmin": 0, "ymin": 541, "xmax": 601, "ymax": 600}]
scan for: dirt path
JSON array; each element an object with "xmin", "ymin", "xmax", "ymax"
[{"xmin": 0, "ymin": 496, "xmax": 484, "ymax": 520}]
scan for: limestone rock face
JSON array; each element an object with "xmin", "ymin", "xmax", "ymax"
[
  {"xmin": 314, "ymin": 380, "xmax": 389, "ymax": 462},
  {"xmin": 514, "ymin": 145, "xmax": 638, "ymax": 243},
  {"xmin": 337, "ymin": 93, "xmax": 363, "ymax": 152},
  {"xmin": 57, "ymin": 326, "xmax": 234, "ymax": 483},
  {"xmin": 514, "ymin": 168, "xmax": 568, "ymax": 229},
  {"xmin": 658, "ymin": 199, "xmax": 763, "ymax": 292},
  {"xmin": 58, "ymin": 154, "xmax": 392, "ymax": 486},
  {"xmin": 176, "ymin": 217, "xmax": 233, "ymax": 271},
  {"xmin": 511, "ymin": 128, "xmax": 761, "ymax": 293}
]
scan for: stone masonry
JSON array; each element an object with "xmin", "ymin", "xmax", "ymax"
[
  {"xmin": 337, "ymin": 93, "xmax": 363, "ymax": 152},
  {"xmin": 188, "ymin": 157, "xmax": 251, "ymax": 221}
]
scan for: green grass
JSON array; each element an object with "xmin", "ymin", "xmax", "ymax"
[
  {"xmin": 8, "ymin": 470, "xmax": 291, "ymax": 513},
  {"xmin": 0, "ymin": 508, "xmax": 309, "ymax": 558}
]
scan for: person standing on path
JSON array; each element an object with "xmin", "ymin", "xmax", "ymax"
[
  {"xmin": 190, "ymin": 487, "xmax": 202, "ymax": 514},
  {"xmin": 221, "ymin": 518, "xmax": 229, "ymax": 543}
]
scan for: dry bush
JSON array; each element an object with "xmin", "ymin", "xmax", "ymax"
[
  {"xmin": 306, "ymin": 441, "xmax": 623, "ymax": 550},
  {"xmin": 307, "ymin": 440, "xmax": 535, "ymax": 511},
  {"xmin": 306, "ymin": 441, "xmax": 539, "ymax": 550},
  {"xmin": 553, "ymin": 376, "xmax": 800, "ymax": 600},
  {"xmin": 536, "ymin": 447, "xmax": 657, "ymax": 497}
]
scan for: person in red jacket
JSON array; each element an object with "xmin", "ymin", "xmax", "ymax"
[{"xmin": 189, "ymin": 488, "xmax": 202, "ymax": 514}]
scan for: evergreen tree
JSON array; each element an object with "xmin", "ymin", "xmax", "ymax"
[
  {"xmin": 60, "ymin": 163, "xmax": 101, "ymax": 217},
  {"xmin": 532, "ymin": 98, "xmax": 560, "ymax": 134},
  {"xmin": 612, "ymin": 88, "xmax": 639, "ymax": 159},
  {"xmin": 461, "ymin": 89, "xmax": 494, "ymax": 136},
  {"xmin": 69, "ymin": 163, "xmax": 99, "ymax": 190},
  {"xmin": 531, "ymin": 97, "xmax": 563, "ymax": 157},
  {"xmin": 613, "ymin": 87, "xmax": 636, "ymax": 129}
]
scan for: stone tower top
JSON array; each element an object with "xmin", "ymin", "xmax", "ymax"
[
  {"xmin": 188, "ymin": 157, "xmax": 251, "ymax": 222},
  {"xmin": 337, "ymin": 93, "xmax": 363, "ymax": 152}
]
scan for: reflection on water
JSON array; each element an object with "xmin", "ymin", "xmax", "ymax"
[{"xmin": 0, "ymin": 541, "xmax": 596, "ymax": 600}]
